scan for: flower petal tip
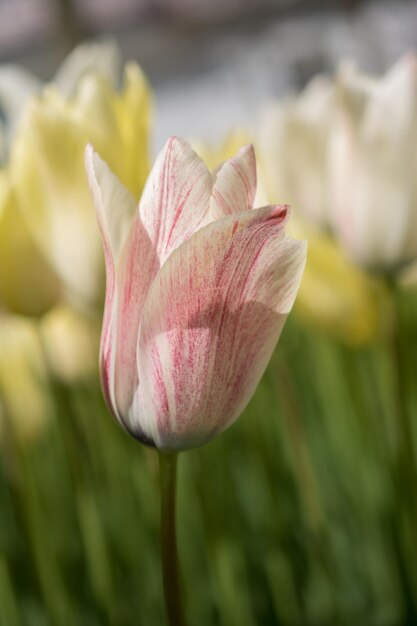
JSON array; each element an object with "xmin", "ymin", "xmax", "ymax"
[
  {"xmin": 163, "ymin": 135, "xmax": 188, "ymax": 151},
  {"xmin": 84, "ymin": 143, "xmax": 102, "ymax": 184},
  {"xmin": 271, "ymin": 204, "xmax": 290, "ymax": 220},
  {"xmin": 84, "ymin": 144, "xmax": 103, "ymax": 210},
  {"xmin": 237, "ymin": 143, "xmax": 255, "ymax": 158}
]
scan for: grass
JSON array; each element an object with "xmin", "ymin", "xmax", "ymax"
[{"xmin": 0, "ymin": 290, "xmax": 417, "ymax": 625}]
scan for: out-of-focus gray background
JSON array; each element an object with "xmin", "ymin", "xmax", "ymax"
[{"xmin": 1, "ymin": 0, "xmax": 417, "ymax": 149}]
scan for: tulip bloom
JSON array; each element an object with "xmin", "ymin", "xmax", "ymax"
[
  {"xmin": 0, "ymin": 170, "xmax": 60, "ymax": 316},
  {"xmin": 258, "ymin": 75, "xmax": 335, "ymax": 228},
  {"xmin": 329, "ymin": 54, "xmax": 417, "ymax": 272},
  {"xmin": 86, "ymin": 137, "xmax": 306, "ymax": 450},
  {"xmin": 0, "ymin": 40, "xmax": 120, "ymax": 160},
  {"xmin": 9, "ymin": 62, "xmax": 151, "ymax": 309}
]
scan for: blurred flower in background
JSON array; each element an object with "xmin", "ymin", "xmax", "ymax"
[
  {"xmin": 0, "ymin": 39, "xmax": 121, "ymax": 162},
  {"xmin": 0, "ymin": 40, "xmax": 151, "ymax": 455},
  {"xmin": 256, "ymin": 78, "xmax": 390, "ymax": 345},
  {"xmin": 258, "ymin": 75, "xmax": 335, "ymax": 229},
  {"xmin": 329, "ymin": 54, "xmax": 417, "ymax": 273},
  {"xmin": 8, "ymin": 54, "xmax": 151, "ymax": 310}
]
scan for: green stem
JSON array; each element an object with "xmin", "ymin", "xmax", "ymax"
[
  {"xmin": 158, "ymin": 451, "xmax": 185, "ymax": 626},
  {"xmin": 383, "ymin": 278, "xmax": 417, "ymax": 619},
  {"xmin": 386, "ymin": 279, "xmax": 415, "ymax": 467}
]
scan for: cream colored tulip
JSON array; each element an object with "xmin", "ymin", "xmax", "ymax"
[
  {"xmin": 255, "ymin": 89, "xmax": 388, "ymax": 345},
  {"xmin": 258, "ymin": 76, "xmax": 335, "ymax": 228},
  {"xmin": 329, "ymin": 54, "xmax": 417, "ymax": 272}
]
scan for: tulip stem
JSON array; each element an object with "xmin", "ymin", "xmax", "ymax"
[
  {"xmin": 386, "ymin": 279, "xmax": 415, "ymax": 465},
  {"xmin": 158, "ymin": 451, "xmax": 185, "ymax": 626}
]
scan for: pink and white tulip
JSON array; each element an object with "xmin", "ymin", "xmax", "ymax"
[{"xmin": 86, "ymin": 137, "xmax": 306, "ymax": 451}]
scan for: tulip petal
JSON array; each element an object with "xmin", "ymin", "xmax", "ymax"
[
  {"xmin": 113, "ymin": 213, "xmax": 160, "ymax": 432},
  {"xmin": 331, "ymin": 54, "xmax": 417, "ymax": 269},
  {"xmin": 210, "ymin": 144, "xmax": 257, "ymax": 219},
  {"xmin": 54, "ymin": 40, "xmax": 121, "ymax": 98},
  {"xmin": 85, "ymin": 145, "xmax": 137, "ymax": 263},
  {"xmin": 0, "ymin": 172, "xmax": 60, "ymax": 316},
  {"xmin": 86, "ymin": 146, "xmax": 160, "ymax": 437},
  {"xmin": 139, "ymin": 136, "xmax": 213, "ymax": 264},
  {"xmin": 113, "ymin": 64, "xmax": 152, "ymax": 199},
  {"xmin": 85, "ymin": 145, "xmax": 137, "ymax": 421},
  {"xmin": 136, "ymin": 205, "xmax": 306, "ymax": 449}
]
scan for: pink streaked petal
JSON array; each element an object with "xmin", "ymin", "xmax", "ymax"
[
  {"xmin": 209, "ymin": 144, "xmax": 257, "ymax": 220},
  {"xmin": 138, "ymin": 136, "xmax": 213, "ymax": 264},
  {"xmin": 85, "ymin": 145, "xmax": 158, "ymax": 438},
  {"xmin": 85, "ymin": 145, "xmax": 137, "ymax": 420},
  {"xmin": 113, "ymin": 215, "xmax": 159, "ymax": 424},
  {"xmin": 137, "ymin": 204, "xmax": 306, "ymax": 450}
]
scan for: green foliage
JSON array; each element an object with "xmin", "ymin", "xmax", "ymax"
[{"xmin": 1, "ymin": 289, "xmax": 417, "ymax": 625}]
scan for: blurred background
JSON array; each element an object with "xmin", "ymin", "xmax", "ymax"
[
  {"xmin": 1, "ymin": 0, "xmax": 417, "ymax": 148},
  {"xmin": 0, "ymin": 1, "xmax": 417, "ymax": 625}
]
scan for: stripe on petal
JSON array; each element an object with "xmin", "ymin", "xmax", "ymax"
[
  {"xmin": 209, "ymin": 144, "xmax": 257, "ymax": 220},
  {"xmin": 138, "ymin": 136, "xmax": 213, "ymax": 264},
  {"xmin": 114, "ymin": 215, "xmax": 159, "ymax": 428},
  {"xmin": 85, "ymin": 145, "xmax": 137, "ymax": 420},
  {"xmin": 85, "ymin": 145, "xmax": 158, "ymax": 440},
  {"xmin": 137, "ymin": 205, "xmax": 306, "ymax": 450}
]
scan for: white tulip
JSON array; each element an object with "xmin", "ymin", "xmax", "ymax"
[
  {"xmin": 258, "ymin": 75, "xmax": 335, "ymax": 228},
  {"xmin": 329, "ymin": 54, "xmax": 417, "ymax": 272}
]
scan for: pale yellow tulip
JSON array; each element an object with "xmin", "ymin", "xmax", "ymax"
[
  {"xmin": 0, "ymin": 170, "xmax": 60, "ymax": 316},
  {"xmin": 9, "ymin": 63, "xmax": 151, "ymax": 310},
  {"xmin": 0, "ymin": 40, "xmax": 121, "ymax": 160}
]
